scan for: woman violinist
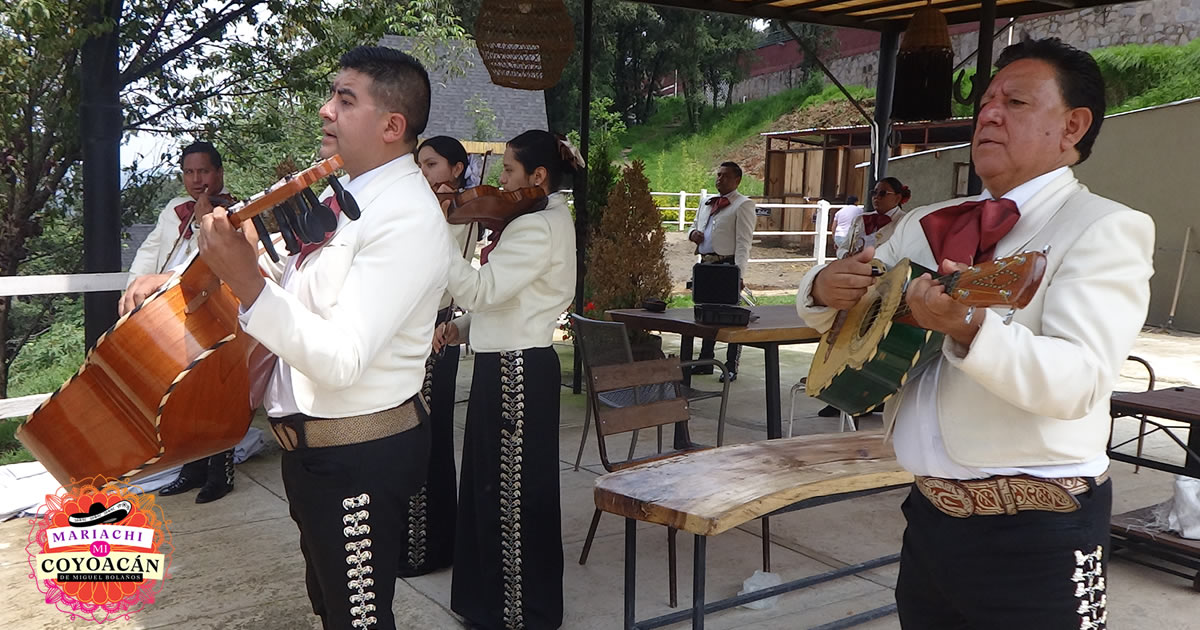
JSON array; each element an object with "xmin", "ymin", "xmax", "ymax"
[
  {"xmin": 434, "ymin": 130, "xmax": 580, "ymax": 630},
  {"xmin": 389, "ymin": 135, "xmax": 476, "ymax": 577}
]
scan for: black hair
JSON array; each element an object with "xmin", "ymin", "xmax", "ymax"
[
  {"xmin": 418, "ymin": 136, "xmax": 470, "ymax": 188},
  {"xmin": 875, "ymin": 177, "xmax": 912, "ymax": 206},
  {"xmin": 846, "ymin": 195, "xmax": 859, "ymax": 205},
  {"xmin": 338, "ymin": 46, "xmax": 431, "ymax": 144},
  {"xmin": 507, "ymin": 130, "xmax": 578, "ymax": 192},
  {"xmin": 719, "ymin": 161, "xmax": 743, "ymax": 179},
  {"xmin": 995, "ymin": 36, "xmax": 1105, "ymax": 163},
  {"xmin": 181, "ymin": 141, "xmax": 222, "ymax": 169}
]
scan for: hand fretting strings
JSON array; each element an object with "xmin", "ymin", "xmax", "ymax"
[{"xmin": 862, "ymin": 270, "xmax": 963, "ymax": 329}]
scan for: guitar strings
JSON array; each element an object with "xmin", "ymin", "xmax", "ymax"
[{"xmin": 859, "ymin": 271, "xmax": 962, "ymax": 329}]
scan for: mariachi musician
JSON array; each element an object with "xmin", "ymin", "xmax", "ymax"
[
  {"xmin": 123, "ymin": 140, "xmax": 238, "ymax": 504},
  {"xmin": 398, "ymin": 134, "xmax": 478, "ymax": 577},
  {"xmin": 433, "ymin": 130, "xmax": 580, "ymax": 630},
  {"xmin": 198, "ymin": 46, "xmax": 452, "ymax": 630}
]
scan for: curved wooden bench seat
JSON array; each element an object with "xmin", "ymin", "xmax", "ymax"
[{"xmin": 593, "ymin": 431, "xmax": 913, "ymax": 537}]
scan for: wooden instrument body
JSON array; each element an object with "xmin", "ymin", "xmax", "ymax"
[
  {"xmin": 18, "ymin": 157, "xmax": 344, "ymax": 486},
  {"xmin": 807, "ymin": 260, "xmax": 941, "ymax": 415},
  {"xmin": 436, "ymin": 185, "xmax": 547, "ymax": 232},
  {"xmin": 806, "ymin": 252, "xmax": 1047, "ymax": 415},
  {"xmin": 18, "ymin": 260, "xmax": 253, "ymax": 485}
]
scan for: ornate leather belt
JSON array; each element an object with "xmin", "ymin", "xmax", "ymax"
[
  {"xmin": 700, "ymin": 254, "xmax": 735, "ymax": 264},
  {"xmin": 914, "ymin": 470, "xmax": 1109, "ymax": 518},
  {"xmin": 269, "ymin": 399, "xmax": 421, "ymax": 451}
]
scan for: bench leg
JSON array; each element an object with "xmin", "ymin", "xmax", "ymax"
[
  {"xmin": 625, "ymin": 518, "xmax": 637, "ymax": 630},
  {"xmin": 668, "ymin": 527, "xmax": 678, "ymax": 608},
  {"xmin": 761, "ymin": 516, "xmax": 772, "ymax": 573},
  {"xmin": 693, "ymin": 534, "xmax": 707, "ymax": 629}
]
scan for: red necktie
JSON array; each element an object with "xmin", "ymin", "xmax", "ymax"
[
  {"xmin": 861, "ymin": 212, "xmax": 892, "ymax": 235},
  {"xmin": 175, "ymin": 201, "xmax": 196, "ymax": 238},
  {"xmin": 294, "ymin": 195, "xmax": 342, "ymax": 268},
  {"xmin": 920, "ymin": 198, "xmax": 1020, "ymax": 265}
]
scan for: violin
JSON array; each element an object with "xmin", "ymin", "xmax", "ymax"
[{"xmin": 434, "ymin": 184, "xmax": 548, "ymax": 233}]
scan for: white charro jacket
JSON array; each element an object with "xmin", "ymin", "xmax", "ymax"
[
  {"xmin": 691, "ymin": 190, "xmax": 757, "ymax": 270},
  {"xmin": 241, "ymin": 155, "xmax": 452, "ymax": 418},
  {"xmin": 797, "ymin": 169, "xmax": 1155, "ymax": 467},
  {"xmin": 449, "ymin": 193, "xmax": 577, "ymax": 353}
]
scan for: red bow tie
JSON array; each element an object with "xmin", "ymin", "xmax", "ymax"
[
  {"xmin": 294, "ymin": 195, "xmax": 342, "ymax": 268},
  {"xmin": 174, "ymin": 201, "xmax": 197, "ymax": 238},
  {"xmin": 919, "ymin": 198, "xmax": 1020, "ymax": 265},
  {"xmin": 861, "ymin": 212, "xmax": 892, "ymax": 235},
  {"xmin": 705, "ymin": 196, "xmax": 731, "ymax": 212}
]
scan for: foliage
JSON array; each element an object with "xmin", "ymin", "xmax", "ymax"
[
  {"xmin": 0, "ymin": 0, "xmax": 469, "ymax": 395},
  {"xmin": 1093, "ymin": 39, "xmax": 1200, "ymax": 113},
  {"xmin": 566, "ymin": 97, "xmax": 625, "ymax": 226},
  {"xmin": 630, "ymin": 78, "xmax": 853, "ymax": 195},
  {"xmin": 465, "ymin": 94, "xmax": 499, "ymax": 141},
  {"xmin": 586, "ymin": 161, "xmax": 670, "ymax": 324}
]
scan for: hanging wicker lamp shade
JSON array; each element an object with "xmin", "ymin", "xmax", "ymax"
[
  {"xmin": 891, "ymin": 2, "xmax": 954, "ymax": 122},
  {"xmin": 474, "ymin": 0, "xmax": 576, "ymax": 90}
]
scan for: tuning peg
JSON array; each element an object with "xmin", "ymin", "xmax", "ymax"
[
  {"xmin": 272, "ymin": 206, "xmax": 302, "ymax": 255},
  {"xmin": 1003, "ymin": 308, "xmax": 1017, "ymax": 325},
  {"xmin": 302, "ymin": 188, "xmax": 339, "ymax": 234},
  {"xmin": 327, "ymin": 175, "xmax": 361, "ymax": 220},
  {"xmin": 1042, "ymin": 244, "xmax": 1052, "ymax": 254},
  {"xmin": 251, "ymin": 214, "xmax": 280, "ymax": 263},
  {"xmin": 963, "ymin": 306, "xmax": 976, "ymax": 325},
  {"xmin": 283, "ymin": 197, "xmax": 316, "ymax": 243}
]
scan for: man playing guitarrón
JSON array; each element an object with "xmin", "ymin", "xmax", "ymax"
[
  {"xmin": 197, "ymin": 46, "xmax": 451, "ymax": 630},
  {"xmin": 796, "ymin": 38, "xmax": 1154, "ymax": 629}
]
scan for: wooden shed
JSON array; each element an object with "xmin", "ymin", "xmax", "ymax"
[{"xmin": 758, "ymin": 119, "xmax": 974, "ymax": 236}]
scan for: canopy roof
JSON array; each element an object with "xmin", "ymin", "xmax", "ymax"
[{"xmin": 638, "ymin": 0, "xmax": 1112, "ymax": 31}]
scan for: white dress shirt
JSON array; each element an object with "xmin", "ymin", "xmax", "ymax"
[{"xmin": 891, "ymin": 166, "xmax": 1108, "ymax": 480}]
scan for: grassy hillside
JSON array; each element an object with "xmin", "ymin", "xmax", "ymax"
[
  {"xmin": 620, "ymin": 40, "xmax": 1200, "ymax": 200},
  {"xmin": 624, "ymin": 79, "xmax": 874, "ymax": 196}
]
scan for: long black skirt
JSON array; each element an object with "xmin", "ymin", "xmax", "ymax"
[
  {"xmin": 397, "ymin": 344, "xmax": 460, "ymax": 576},
  {"xmin": 451, "ymin": 346, "xmax": 564, "ymax": 630}
]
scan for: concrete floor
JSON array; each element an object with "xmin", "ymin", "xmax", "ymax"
[{"xmin": 1, "ymin": 328, "xmax": 1197, "ymax": 629}]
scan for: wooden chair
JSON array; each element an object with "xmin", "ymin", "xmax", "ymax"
[
  {"xmin": 571, "ymin": 315, "xmax": 730, "ymax": 471},
  {"xmin": 575, "ymin": 346, "xmax": 770, "ymax": 609}
]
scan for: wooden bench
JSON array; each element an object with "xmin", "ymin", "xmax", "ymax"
[{"xmin": 594, "ymin": 430, "xmax": 914, "ymax": 630}]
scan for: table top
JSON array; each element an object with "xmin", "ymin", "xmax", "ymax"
[
  {"xmin": 1111, "ymin": 386, "xmax": 1200, "ymax": 424},
  {"xmin": 608, "ymin": 304, "xmax": 822, "ymax": 345},
  {"xmin": 592, "ymin": 431, "xmax": 913, "ymax": 536}
]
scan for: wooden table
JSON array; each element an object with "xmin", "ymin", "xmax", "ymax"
[
  {"xmin": 608, "ymin": 305, "xmax": 822, "ymax": 440},
  {"xmin": 594, "ymin": 431, "xmax": 913, "ymax": 629},
  {"xmin": 1108, "ymin": 385, "xmax": 1200, "ymax": 590}
]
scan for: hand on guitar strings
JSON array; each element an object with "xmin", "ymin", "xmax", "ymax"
[
  {"xmin": 432, "ymin": 321, "xmax": 462, "ymax": 354},
  {"xmin": 811, "ymin": 246, "xmax": 878, "ymax": 310},
  {"xmin": 905, "ymin": 258, "xmax": 983, "ymax": 348},
  {"xmin": 119, "ymin": 272, "xmax": 174, "ymax": 316},
  {"xmin": 197, "ymin": 207, "xmax": 267, "ymax": 308}
]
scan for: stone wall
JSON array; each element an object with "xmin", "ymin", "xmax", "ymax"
[{"xmin": 734, "ymin": 0, "xmax": 1200, "ymax": 96}]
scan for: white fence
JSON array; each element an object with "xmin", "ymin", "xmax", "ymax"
[{"xmin": 649, "ymin": 189, "xmax": 842, "ymax": 266}]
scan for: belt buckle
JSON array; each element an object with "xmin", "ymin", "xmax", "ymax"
[
  {"xmin": 917, "ymin": 477, "xmax": 976, "ymax": 518},
  {"xmin": 270, "ymin": 417, "xmax": 305, "ymax": 451}
]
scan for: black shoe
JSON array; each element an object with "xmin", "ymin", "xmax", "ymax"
[
  {"xmin": 817, "ymin": 404, "xmax": 842, "ymax": 418},
  {"xmin": 195, "ymin": 449, "xmax": 234, "ymax": 504},
  {"xmin": 718, "ymin": 371, "xmax": 737, "ymax": 383},
  {"xmin": 158, "ymin": 459, "xmax": 208, "ymax": 496},
  {"xmin": 690, "ymin": 365, "xmax": 714, "ymax": 376}
]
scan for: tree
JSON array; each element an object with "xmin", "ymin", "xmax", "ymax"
[
  {"xmin": 0, "ymin": 0, "xmax": 467, "ymax": 395},
  {"xmin": 585, "ymin": 160, "xmax": 669, "ymax": 327}
]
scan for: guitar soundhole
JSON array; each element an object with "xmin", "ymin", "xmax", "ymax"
[{"xmin": 858, "ymin": 298, "xmax": 882, "ymax": 339}]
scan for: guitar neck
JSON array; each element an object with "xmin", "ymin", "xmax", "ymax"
[{"xmin": 226, "ymin": 155, "xmax": 344, "ymax": 227}]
